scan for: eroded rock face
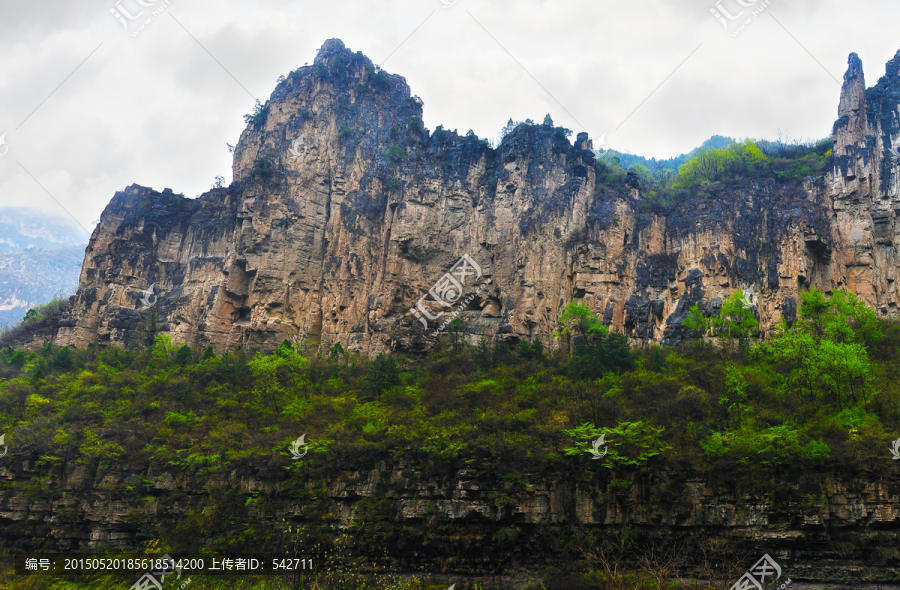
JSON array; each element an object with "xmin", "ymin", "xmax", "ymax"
[
  {"xmin": 1, "ymin": 456, "xmax": 899, "ymax": 582},
  {"xmin": 54, "ymin": 40, "xmax": 900, "ymax": 355}
]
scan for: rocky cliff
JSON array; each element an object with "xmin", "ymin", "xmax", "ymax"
[
  {"xmin": 2, "ymin": 454, "xmax": 899, "ymax": 584},
  {"xmin": 53, "ymin": 40, "xmax": 900, "ymax": 355}
]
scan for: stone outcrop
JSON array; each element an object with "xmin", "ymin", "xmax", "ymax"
[
  {"xmin": 53, "ymin": 40, "xmax": 900, "ymax": 355},
  {"xmin": 1, "ymin": 454, "xmax": 899, "ymax": 583}
]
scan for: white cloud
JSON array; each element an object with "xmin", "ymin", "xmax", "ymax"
[{"xmin": 0, "ymin": 0, "xmax": 898, "ymax": 230}]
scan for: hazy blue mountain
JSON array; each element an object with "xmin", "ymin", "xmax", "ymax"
[
  {"xmin": 0, "ymin": 208, "xmax": 87, "ymax": 327},
  {"xmin": 0, "ymin": 207, "xmax": 87, "ymax": 253},
  {"xmin": 601, "ymin": 135, "xmax": 737, "ymax": 175}
]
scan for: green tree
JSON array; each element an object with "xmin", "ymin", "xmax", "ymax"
[
  {"xmin": 473, "ymin": 337, "xmax": 492, "ymax": 369},
  {"xmin": 368, "ymin": 354, "xmax": 401, "ymax": 394},
  {"xmin": 702, "ymin": 423, "xmax": 829, "ymax": 468},
  {"xmin": 720, "ymin": 364, "xmax": 751, "ymax": 427},
  {"xmin": 243, "ymin": 100, "xmax": 269, "ymax": 126},
  {"xmin": 564, "ymin": 421, "xmax": 672, "ymax": 469},
  {"xmin": 387, "ymin": 145, "xmax": 406, "ymax": 163},
  {"xmin": 709, "ymin": 290, "xmax": 759, "ymax": 354},
  {"xmin": 248, "ymin": 344, "xmax": 307, "ymax": 412},
  {"xmin": 557, "ymin": 302, "xmax": 604, "ymax": 340},
  {"xmin": 447, "ymin": 317, "xmax": 465, "ymax": 352},
  {"xmin": 173, "ymin": 345, "xmax": 193, "ymax": 366},
  {"xmin": 556, "ymin": 302, "xmax": 634, "ymax": 379},
  {"xmin": 151, "ymin": 334, "xmax": 175, "ymax": 362},
  {"xmin": 681, "ymin": 304, "xmax": 708, "ymax": 340},
  {"xmin": 629, "ymin": 163, "xmax": 654, "ymax": 187},
  {"xmin": 672, "ymin": 139, "xmax": 768, "ymax": 188},
  {"xmin": 500, "ymin": 118, "xmax": 520, "ymax": 139},
  {"xmin": 542, "ymin": 113, "xmax": 553, "ymax": 126},
  {"xmin": 760, "ymin": 288, "xmax": 876, "ymax": 411},
  {"xmin": 517, "ymin": 338, "xmax": 544, "ymax": 362},
  {"xmin": 798, "ymin": 288, "xmax": 880, "ymax": 348}
]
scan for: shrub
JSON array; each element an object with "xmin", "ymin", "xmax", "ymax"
[
  {"xmin": 701, "ymin": 422, "xmax": 830, "ymax": 468},
  {"xmin": 0, "ymin": 299, "xmax": 68, "ymax": 347},
  {"xmin": 251, "ymin": 157, "xmax": 275, "ymax": 178},
  {"xmin": 368, "ymin": 354, "xmax": 401, "ymax": 394},
  {"xmin": 672, "ymin": 139, "xmax": 767, "ymax": 188},
  {"xmin": 243, "ymin": 100, "xmax": 269, "ymax": 127},
  {"xmin": 387, "ymin": 145, "xmax": 406, "ymax": 163}
]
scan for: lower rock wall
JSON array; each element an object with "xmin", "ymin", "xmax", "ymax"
[{"xmin": 2, "ymin": 454, "xmax": 899, "ymax": 584}]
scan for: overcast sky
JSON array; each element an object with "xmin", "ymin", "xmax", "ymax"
[{"xmin": 1, "ymin": 0, "xmax": 899, "ymax": 236}]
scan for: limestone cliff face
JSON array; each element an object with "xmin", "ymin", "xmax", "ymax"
[
  {"xmin": 54, "ymin": 40, "xmax": 900, "ymax": 355},
  {"xmin": 828, "ymin": 51, "xmax": 900, "ymax": 313}
]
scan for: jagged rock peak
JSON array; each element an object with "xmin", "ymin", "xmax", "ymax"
[
  {"xmin": 51, "ymin": 42, "xmax": 900, "ymax": 357},
  {"xmin": 315, "ymin": 38, "xmax": 347, "ymax": 62}
]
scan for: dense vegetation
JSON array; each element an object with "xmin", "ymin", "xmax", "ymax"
[
  {"xmin": 591, "ymin": 134, "xmax": 834, "ymax": 213},
  {"xmin": 1, "ymin": 289, "xmax": 898, "ymax": 588}
]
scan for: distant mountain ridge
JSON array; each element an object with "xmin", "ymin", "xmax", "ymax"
[
  {"xmin": 0, "ymin": 208, "xmax": 86, "ymax": 327},
  {"xmin": 600, "ymin": 135, "xmax": 736, "ymax": 174},
  {"xmin": 0, "ymin": 207, "xmax": 86, "ymax": 253}
]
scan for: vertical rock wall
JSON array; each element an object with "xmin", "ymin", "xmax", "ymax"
[{"xmin": 54, "ymin": 41, "xmax": 900, "ymax": 356}]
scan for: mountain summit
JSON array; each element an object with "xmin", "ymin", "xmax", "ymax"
[{"xmin": 52, "ymin": 40, "xmax": 900, "ymax": 355}]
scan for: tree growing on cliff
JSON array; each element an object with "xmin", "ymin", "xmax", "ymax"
[
  {"xmin": 243, "ymin": 100, "xmax": 269, "ymax": 127},
  {"xmin": 387, "ymin": 145, "xmax": 406, "ymax": 163},
  {"xmin": 248, "ymin": 341, "xmax": 308, "ymax": 413},
  {"xmin": 709, "ymin": 290, "xmax": 759, "ymax": 355},
  {"xmin": 671, "ymin": 139, "xmax": 767, "ymax": 188},
  {"xmin": 759, "ymin": 288, "xmax": 878, "ymax": 412},
  {"xmin": 367, "ymin": 353, "xmax": 401, "ymax": 395},
  {"xmin": 500, "ymin": 118, "xmax": 521, "ymax": 140},
  {"xmin": 681, "ymin": 304, "xmax": 709, "ymax": 342},
  {"xmin": 556, "ymin": 302, "xmax": 634, "ymax": 379}
]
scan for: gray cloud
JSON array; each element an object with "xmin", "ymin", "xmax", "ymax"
[{"xmin": 0, "ymin": 0, "xmax": 898, "ymax": 232}]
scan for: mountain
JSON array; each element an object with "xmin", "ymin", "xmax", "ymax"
[
  {"xmin": 51, "ymin": 39, "xmax": 900, "ymax": 356},
  {"xmin": 0, "ymin": 207, "xmax": 86, "ymax": 252},
  {"xmin": 0, "ymin": 208, "xmax": 86, "ymax": 327},
  {"xmin": 601, "ymin": 134, "xmax": 737, "ymax": 175}
]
